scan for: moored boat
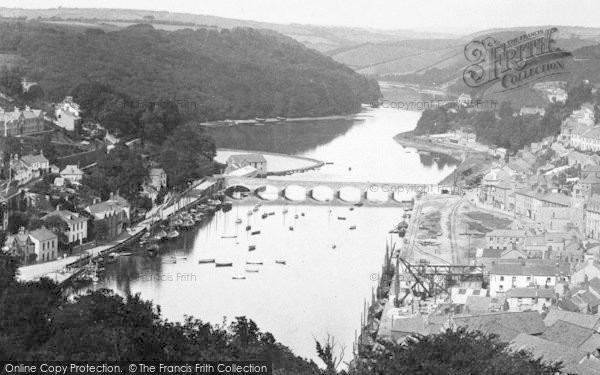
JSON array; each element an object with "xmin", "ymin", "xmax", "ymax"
[
  {"xmin": 289, "ymin": 226, "xmax": 294, "ymax": 231},
  {"xmin": 337, "ymin": 217, "xmax": 346, "ymax": 220},
  {"xmin": 245, "ymin": 269, "xmax": 259, "ymax": 273},
  {"xmin": 275, "ymin": 260, "xmax": 287, "ymax": 265},
  {"xmin": 216, "ymin": 262, "xmax": 233, "ymax": 267},
  {"xmin": 232, "ymin": 276, "xmax": 246, "ymax": 280},
  {"xmin": 349, "ymin": 225, "xmax": 357, "ymax": 230},
  {"xmin": 251, "ymin": 230, "xmax": 261, "ymax": 235},
  {"xmin": 246, "ymin": 225, "xmax": 252, "ymax": 231},
  {"xmin": 235, "ymin": 218, "xmax": 243, "ymax": 224},
  {"xmin": 248, "ymin": 245, "xmax": 256, "ymax": 251},
  {"xmin": 246, "ymin": 261, "xmax": 263, "ymax": 265},
  {"xmin": 198, "ymin": 258, "xmax": 216, "ymax": 264}
]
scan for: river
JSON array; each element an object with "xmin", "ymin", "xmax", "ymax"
[{"xmin": 93, "ymin": 107, "xmax": 458, "ymax": 363}]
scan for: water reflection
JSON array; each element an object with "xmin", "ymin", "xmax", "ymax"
[{"xmin": 94, "ymin": 108, "xmax": 457, "ymax": 363}]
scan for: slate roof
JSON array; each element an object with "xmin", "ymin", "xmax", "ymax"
[
  {"xmin": 544, "ymin": 309, "xmax": 600, "ymax": 330},
  {"xmin": 60, "ymin": 165, "xmax": 83, "ymax": 175},
  {"xmin": 29, "ymin": 227, "xmax": 57, "ymax": 242},
  {"xmin": 510, "ymin": 333, "xmax": 589, "ymax": 368},
  {"xmin": 505, "ymin": 287, "xmax": 555, "ymax": 299},
  {"xmin": 227, "ymin": 154, "xmax": 266, "ymax": 164},
  {"xmin": 489, "ymin": 262, "xmax": 570, "ymax": 277},
  {"xmin": 43, "ymin": 210, "xmax": 88, "ymax": 225},
  {"xmin": 453, "ymin": 311, "xmax": 546, "ymax": 342},
  {"xmin": 86, "ymin": 195, "xmax": 130, "ymax": 216},
  {"xmin": 21, "ymin": 154, "xmax": 48, "ymax": 166},
  {"xmin": 541, "ymin": 320, "xmax": 599, "ymax": 348}
]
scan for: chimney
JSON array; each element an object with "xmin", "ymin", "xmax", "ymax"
[{"xmin": 56, "ymin": 205, "xmax": 60, "ymax": 211}]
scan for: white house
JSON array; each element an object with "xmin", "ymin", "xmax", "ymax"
[
  {"xmin": 21, "ymin": 153, "xmax": 49, "ymax": 178},
  {"xmin": 29, "ymin": 227, "xmax": 58, "ymax": 262},
  {"xmin": 43, "ymin": 208, "xmax": 88, "ymax": 245},
  {"xmin": 60, "ymin": 165, "xmax": 84, "ymax": 184},
  {"xmin": 571, "ymin": 257, "xmax": 600, "ymax": 285},
  {"xmin": 54, "ymin": 96, "xmax": 81, "ymax": 131},
  {"xmin": 505, "ymin": 287, "xmax": 555, "ymax": 312},
  {"xmin": 488, "ymin": 260, "xmax": 570, "ymax": 297}
]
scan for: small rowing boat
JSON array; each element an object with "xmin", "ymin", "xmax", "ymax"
[
  {"xmin": 289, "ymin": 226, "xmax": 294, "ymax": 231},
  {"xmin": 349, "ymin": 225, "xmax": 357, "ymax": 230},
  {"xmin": 275, "ymin": 260, "xmax": 287, "ymax": 265},
  {"xmin": 251, "ymin": 230, "xmax": 261, "ymax": 235},
  {"xmin": 245, "ymin": 269, "xmax": 259, "ymax": 273},
  {"xmin": 198, "ymin": 258, "xmax": 216, "ymax": 264},
  {"xmin": 232, "ymin": 276, "xmax": 246, "ymax": 280},
  {"xmin": 338, "ymin": 217, "xmax": 346, "ymax": 220},
  {"xmin": 249, "ymin": 245, "xmax": 256, "ymax": 251},
  {"xmin": 246, "ymin": 261, "xmax": 263, "ymax": 265},
  {"xmin": 215, "ymin": 262, "xmax": 233, "ymax": 267},
  {"xmin": 235, "ymin": 218, "xmax": 242, "ymax": 224},
  {"xmin": 221, "ymin": 235, "xmax": 237, "ymax": 239},
  {"xmin": 246, "ymin": 225, "xmax": 252, "ymax": 231}
]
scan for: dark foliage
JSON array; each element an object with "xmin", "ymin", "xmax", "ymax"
[{"xmin": 0, "ymin": 21, "xmax": 380, "ymax": 123}]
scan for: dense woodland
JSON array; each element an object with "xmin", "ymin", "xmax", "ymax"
[{"xmin": 0, "ymin": 21, "xmax": 380, "ymax": 121}]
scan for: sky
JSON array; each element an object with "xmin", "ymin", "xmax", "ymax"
[{"xmin": 0, "ymin": 0, "xmax": 599, "ymax": 34}]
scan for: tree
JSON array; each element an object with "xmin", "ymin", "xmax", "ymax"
[
  {"xmin": 351, "ymin": 328, "xmax": 561, "ymax": 375},
  {"xmin": 85, "ymin": 145, "xmax": 146, "ymax": 201},
  {"xmin": 158, "ymin": 122, "xmax": 216, "ymax": 188},
  {"xmin": 93, "ymin": 219, "xmax": 109, "ymax": 242}
]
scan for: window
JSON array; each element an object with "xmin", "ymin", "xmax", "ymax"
[
  {"xmin": 546, "ymin": 277, "xmax": 551, "ymax": 284},
  {"xmin": 527, "ymin": 276, "xmax": 531, "ymax": 282},
  {"xmin": 500, "ymin": 276, "xmax": 505, "ymax": 281}
]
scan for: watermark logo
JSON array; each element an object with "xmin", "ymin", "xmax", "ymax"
[{"xmin": 463, "ymin": 27, "xmax": 572, "ymax": 92}]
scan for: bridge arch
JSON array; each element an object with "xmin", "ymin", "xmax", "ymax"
[
  {"xmin": 339, "ymin": 186, "xmax": 362, "ymax": 203},
  {"xmin": 256, "ymin": 185, "xmax": 279, "ymax": 201},
  {"xmin": 366, "ymin": 189, "xmax": 388, "ymax": 203},
  {"xmin": 284, "ymin": 185, "xmax": 307, "ymax": 201},
  {"xmin": 311, "ymin": 185, "xmax": 334, "ymax": 202},
  {"xmin": 225, "ymin": 185, "xmax": 252, "ymax": 199}
]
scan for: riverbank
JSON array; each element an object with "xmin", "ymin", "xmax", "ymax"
[
  {"xmin": 215, "ymin": 148, "xmax": 325, "ymax": 175},
  {"xmin": 394, "ymin": 131, "xmax": 494, "ymax": 187},
  {"xmin": 201, "ymin": 114, "xmax": 360, "ymax": 127},
  {"xmin": 393, "ymin": 130, "xmax": 466, "ymax": 159}
]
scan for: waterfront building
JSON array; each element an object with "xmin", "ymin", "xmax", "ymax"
[
  {"xmin": 29, "ymin": 227, "xmax": 58, "ymax": 262},
  {"xmin": 225, "ymin": 154, "xmax": 267, "ymax": 176},
  {"xmin": 43, "ymin": 208, "xmax": 89, "ymax": 244},
  {"xmin": 85, "ymin": 193, "xmax": 130, "ymax": 240}
]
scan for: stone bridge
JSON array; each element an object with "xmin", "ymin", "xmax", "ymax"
[{"xmin": 220, "ymin": 176, "xmax": 448, "ymax": 205}]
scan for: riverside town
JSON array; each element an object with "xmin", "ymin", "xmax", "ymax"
[{"xmin": 4, "ymin": 1, "xmax": 600, "ymax": 375}]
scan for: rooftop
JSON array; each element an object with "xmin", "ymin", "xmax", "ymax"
[
  {"xmin": 29, "ymin": 227, "xmax": 57, "ymax": 242},
  {"xmin": 544, "ymin": 309, "xmax": 600, "ymax": 330},
  {"xmin": 505, "ymin": 287, "xmax": 555, "ymax": 299},
  {"xmin": 453, "ymin": 311, "xmax": 545, "ymax": 342},
  {"xmin": 226, "ymin": 153, "xmax": 267, "ymax": 164}
]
